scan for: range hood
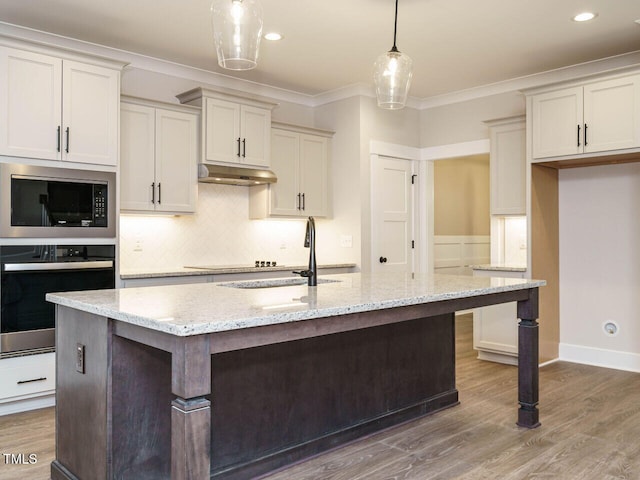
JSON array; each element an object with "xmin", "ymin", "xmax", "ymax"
[{"xmin": 198, "ymin": 164, "xmax": 277, "ymax": 186}]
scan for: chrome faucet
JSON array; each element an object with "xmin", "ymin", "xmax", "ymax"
[{"xmin": 293, "ymin": 216, "xmax": 317, "ymax": 286}]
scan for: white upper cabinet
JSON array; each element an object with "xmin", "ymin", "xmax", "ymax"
[
  {"xmin": 487, "ymin": 116, "xmax": 526, "ymax": 215},
  {"xmin": 531, "ymin": 74, "xmax": 640, "ymax": 159},
  {"xmin": 250, "ymin": 124, "xmax": 331, "ymax": 219},
  {"xmin": 177, "ymin": 88, "xmax": 275, "ymax": 169},
  {"xmin": 0, "ymin": 46, "xmax": 120, "ymax": 166},
  {"xmin": 121, "ymin": 99, "xmax": 198, "ymax": 214},
  {"xmin": 299, "ymin": 134, "xmax": 329, "ymax": 217}
]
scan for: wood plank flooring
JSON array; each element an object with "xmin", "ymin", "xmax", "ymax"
[{"xmin": 1, "ymin": 315, "xmax": 639, "ymax": 480}]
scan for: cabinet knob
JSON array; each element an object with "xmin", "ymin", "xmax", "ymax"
[{"xmin": 379, "ymin": 256, "xmax": 387, "ymax": 263}]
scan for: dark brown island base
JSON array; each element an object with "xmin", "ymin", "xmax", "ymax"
[{"xmin": 46, "ymin": 273, "xmax": 544, "ymax": 480}]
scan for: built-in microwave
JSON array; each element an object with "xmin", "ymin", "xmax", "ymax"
[{"xmin": 0, "ymin": 163, "xmax": 115, "ymax": 238}]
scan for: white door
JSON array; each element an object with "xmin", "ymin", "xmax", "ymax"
[
  {"xmin": 240, "ymin": 105, "xmax": 271, "ymax": 167},
  {"xmin": 204, "ymin": 97, "xmax": 240, "ymax": 164},
  {"xmin": 299, "ymin": 133, "xmax": 328, "ymax": 217},
  {"xmin": 62, "ymin": 60, "xmax": 119, "ymax": 166},
  {"xmin": 531, "ymin": 86, "xmax": 583, "ymax": 159},
  {"xmin": 371, "ymin": 156, "xmax": 414, "ymax": 273},
  {"xmin": 269, "ymin": 129, "xmax": 300, "ymax": 216},
  {"xmin": 120, "ymin": 103, "xmax": 156, "ymax": 211},
  {"xmin": 155, "ymin": 108, "xmax": 198, "ymax": 213},
  {"xmin": 0, "ymin": 47, "xmax": 62, "ymax": 160},
  {"xmin": 583, "ymin": 76, "xmax": 640, "ymax": 153}
]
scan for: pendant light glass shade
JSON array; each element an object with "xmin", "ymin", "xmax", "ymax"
[
  {"xmin": 373, "ymin": 47, "xmax": 413, "ymax": 109},
  {"xmin": 373, "ymin": 0, "xmax": 413, "ymax": 109},
  {"xmin": 211, "ymin": 0, "xmax": 263, "ymax": 71}
]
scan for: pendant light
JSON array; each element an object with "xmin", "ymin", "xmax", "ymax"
[
  {"xmin": 373, "ymin": 0, "xmax": 413, "ymax": 109},
  {"xmin": 211, "ymin": 0, "xmax": 263, "ymax": 70}
]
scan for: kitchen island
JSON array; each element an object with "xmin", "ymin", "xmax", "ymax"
[{"xmin": 47, "ymin": 272, "xmax": 544, "ymax": 480}]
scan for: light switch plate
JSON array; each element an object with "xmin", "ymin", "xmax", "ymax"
[{"xmin": 340, "ymin": 235, "xmax": 353, "ymax": 248}]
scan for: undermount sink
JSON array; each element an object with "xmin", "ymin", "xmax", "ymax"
[{"xmin": 219, "ymin": 278, "xmax": 340, "ymax": 289}]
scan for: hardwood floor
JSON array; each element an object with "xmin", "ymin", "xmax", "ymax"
[{"xmin": 1, "ymin": 314, "xmax": 639, "ymax": 479}]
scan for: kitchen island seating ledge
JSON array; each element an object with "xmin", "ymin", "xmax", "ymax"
[{"xmin": 47, "ymin": 272, "xmax": 545, "ymax": 480}]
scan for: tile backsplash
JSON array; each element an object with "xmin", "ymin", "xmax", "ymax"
[{"xmin": 120, "ymin": 183, "xmax": 311, "ymax": 270}]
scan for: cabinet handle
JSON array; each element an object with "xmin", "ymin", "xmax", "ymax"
[
  {"xmin": 379, "ymin": 257, "xmax": 388, "ymax": 264},
  {"xmin": 584, "ymin": 123, "xmax": 588, "ymax": 146},
  {"xmin": 297, "ymin": 193, "xmax": 301, "ymax": 210},
  {"xmin": 151, "ymin": 182, "xmax": 155, "ymax": 204},
  {"xmin": 57, "ymin": 126, "xmax": 61, "ymax": 152},
  {"xmin": 302, "ymin": 193, "xmax": 305, "ymax": 211},
  {"xmin": 158, "ymin": 183, "xmax": 161, "ymax": 204},
  {"xmin": 577, "ymin": 124, "xmax": 581, "ymax": 147},
  {"xmin": 242, "ymin": 138, "xmax": 246, "ymax": 158},
  {"xmin": 237, "ymin": 137, "xmax": 241, "ymax": 157},
  {"xmin": 17, "ymin": 377, "xmax": 47, "ymax": 385},
  {"xmin": 65, "ymin": 127, "xmax": 70, "ymax": 153}
]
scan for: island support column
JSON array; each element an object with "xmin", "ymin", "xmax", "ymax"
[
  {"xmin": 516, "ymin": 288, "xmax": 541, "ymax": 428},
  {"xmin": 171, "ymin": 335, "xmax": 212, "ymax": 480}
]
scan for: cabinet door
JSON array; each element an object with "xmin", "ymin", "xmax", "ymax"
[
  {"xmin": 299, "ymin": 134, "xmax": 328, "ymax": 217},
  {"xmin": 583, "ymin": 76, "xmax": 640, "ymax": 153},
  {"xmin": 155, "ymin": 109, "xmax": 198, "ymax": 213},
  {"xmin": 62, "ymin": 60, "xmax": 119, "ymax": 166},
  {"xmin": 0, "ymin": 47, "xmax": 62, "ymax": 160},
  {"xmin": 240, "ymin": 105, "xmax": 271, "ymax": 167},
  {"xmin": 531, "ymin": 87, "xmax": 583, "ymax": 159},
  {"xmin": 490, "ymin": 121, "xmax": 525, "ymax": 215},
  {"xmin": 269, "ymin": 129, "xmax": 300, "ymax": 216},
  {"xmin": 204, "ymin": 98, "xmax": 240, "ymax": 164},
  {"xmin": 120, "ymin": 103, "xmax": 156, "ymax": 211}
]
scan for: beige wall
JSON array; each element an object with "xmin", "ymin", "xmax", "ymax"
[{"xmin": 434, "ymin": 154, "xmax": 490, "ymax": 236}]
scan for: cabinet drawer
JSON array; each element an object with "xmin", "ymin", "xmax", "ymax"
[{"xmin": 0, "ymin": 353, "xmax": 55, "ymax": 402}]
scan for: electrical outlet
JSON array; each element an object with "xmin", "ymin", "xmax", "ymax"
[{"xmin": 76, "ymin": 343, "xmax": 85, "ymax": 374}]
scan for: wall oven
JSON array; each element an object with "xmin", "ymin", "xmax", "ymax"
[
  {"xmin": 0, "ymin": 244, "xmax": 115, "ymax": 355},
  {"xmin": 0, "ymin": 163, "xmax": 115, "ymax": 238}
]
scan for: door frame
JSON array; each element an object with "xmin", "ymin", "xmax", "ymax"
[{"xmin": 370, "ymin": 139, "xmax": 490, "ymax": 275}]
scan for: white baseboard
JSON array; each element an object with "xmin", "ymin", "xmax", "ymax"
[
  {"xmin": 559, "ymin": 343, "xmax": 640, "ymax": 373},
  {"xmin": 0, "ymin": 394, "xmax": 55, "ymax": 416}
]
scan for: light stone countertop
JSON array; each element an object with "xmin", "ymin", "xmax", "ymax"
[
  {"xmin": 471, "ymin": 264, "xmax": 527, "ymax": 272},
  {"xmin": 47, "ymin": 273, "xmax": 545, "ymax": 337},
  {"xmin": 119, "ymin": 263, "xmax": 356, "ymax": 279}
]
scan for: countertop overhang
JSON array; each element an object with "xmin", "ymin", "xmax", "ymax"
[{"xmin": 47, "ymin": 273, "xmax": 545, "ymax": 337}]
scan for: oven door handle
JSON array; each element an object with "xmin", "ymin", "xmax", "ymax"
[{"xmin": 4, "ymin": 261, "xmax": 114, "ymax": 272}]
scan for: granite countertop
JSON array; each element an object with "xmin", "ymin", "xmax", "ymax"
[
  {"xmin": 47, "ymin": 273, "xmax": 545, "ymax": 337},
  {"xmin": 120, "ymin": 263, "xmax": 356, "ymax": 279},
  {"xmin": 471, "ymin": 264, "xmax": 527, "ymax": 272}
]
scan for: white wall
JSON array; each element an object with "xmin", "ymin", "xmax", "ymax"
[
  {"xmin": 559, "ymin": 163, "xmax": 640, "ymax": 372},
  {"xmin": 420, "ymin": 91, "xmax": 525, "ymax": 147}
]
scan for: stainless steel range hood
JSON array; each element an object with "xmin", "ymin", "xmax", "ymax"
[{"xmin": 198, "ymin": 164, "xmax": 277, "ymax": 186}]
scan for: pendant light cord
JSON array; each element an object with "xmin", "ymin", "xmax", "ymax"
[{"xmin": 391, "ymin": 0, "xmax": 399, "ymax": 52}]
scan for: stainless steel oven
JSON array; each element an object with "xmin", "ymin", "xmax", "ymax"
[
  {"xmin": 0, "ymin": 244, "xmax": 115, "ymax": 354},
  {"xmin": 0, "ymin": 163, "xmax": 115, "ymax": 238}
]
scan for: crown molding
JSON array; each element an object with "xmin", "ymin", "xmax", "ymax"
[
  {"xmin": 419, "ymin": 50, "xmax": 640, "ymax": 109},
  {"xmin": 3, "ymin": 22, "xmax": 639, "ymax": 112}
]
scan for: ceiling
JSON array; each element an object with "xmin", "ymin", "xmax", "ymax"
[{"xmin": 1, "ymin": 0, "xmax": 640, "ymax": 100}]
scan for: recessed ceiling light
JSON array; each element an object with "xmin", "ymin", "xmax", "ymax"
[
  {"xmin": 573, "ymin": 12, "xmax": 597, "ymax": 22},
  {"xmin": 264, "ymin": 32, "xmax": 283, "ymax": 41}
]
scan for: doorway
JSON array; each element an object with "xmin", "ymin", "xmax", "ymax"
[{"xmin": 432, "ymin": 154, "xmax": 491, "ymax": 276}]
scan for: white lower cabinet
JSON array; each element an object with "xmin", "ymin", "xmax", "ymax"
[
  {"xmin": 0, "ymin": 352, "xmax": 56, "ymax": 415},
  {"xmin": 121, "ymin": 98, "xmax": 199, "ymax": 214},
  {"xmin": 473, "ymin": 268, "xmax": 526, "ymax": 365}
]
